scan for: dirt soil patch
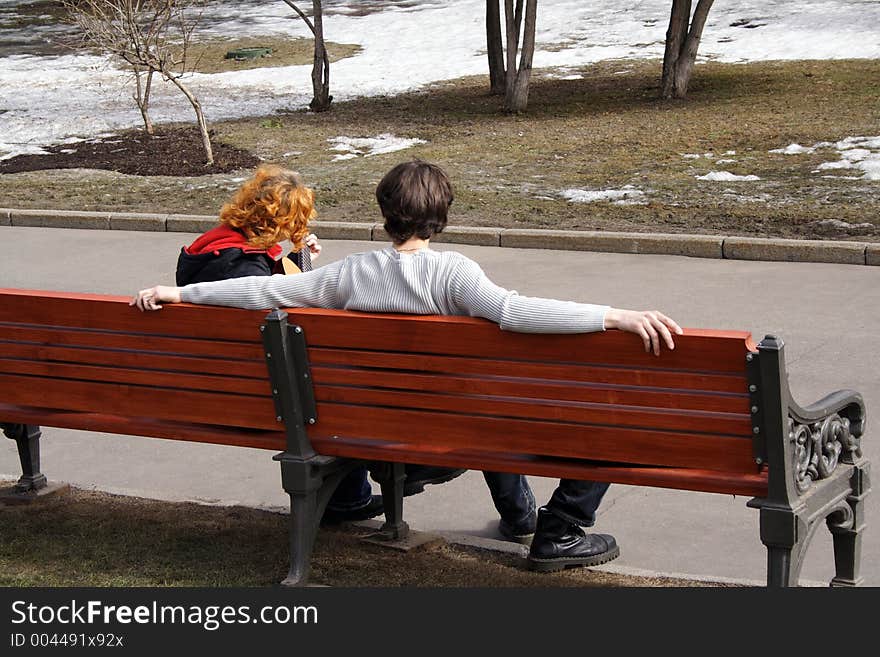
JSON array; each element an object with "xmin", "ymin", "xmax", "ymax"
[{"xmin": 0, "ymin": 127, "xmax": 260, "ymax": 177}]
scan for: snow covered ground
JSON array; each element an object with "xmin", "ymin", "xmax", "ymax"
[{"xmin": 0, "ymin": 0, "xmax": 878, "ymax": 161}]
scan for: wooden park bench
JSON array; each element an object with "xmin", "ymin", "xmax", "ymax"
[{"xmin": 0, "ymin": 288, "xmax": 869, "ymax": 587}]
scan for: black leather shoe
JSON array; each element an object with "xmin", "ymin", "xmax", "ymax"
[
  {"xmin": 403, "ymin": 465, "xmax": 467, "ymax": 497},
  {"xmin": 527, "ymin": 507, "xmax": 619, "ymax": 571},
  {"xmin": 499, "ymin": 511, "xmax": 538, "ymax": 545},
  {"xmin": 321, "ymin": 495, "xmax": 384, "ymax": 525}
]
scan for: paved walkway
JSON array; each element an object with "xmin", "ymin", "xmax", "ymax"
[{"xmin": 1, "ymin": 225, "xmax": 877, "ymax": 585}]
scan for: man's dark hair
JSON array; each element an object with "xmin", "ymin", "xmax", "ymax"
[{"xmin": 376, "ymin": 160, "xmax": 454, "ymax": 243}]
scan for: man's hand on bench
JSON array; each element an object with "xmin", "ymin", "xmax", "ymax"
[
  {"xmin": 131, "ymin": 285, "xmax": 181, "ymax": 312},
  {"xmin": 604, "ymin": 308, "xmax": 683, "ymax": 356}
]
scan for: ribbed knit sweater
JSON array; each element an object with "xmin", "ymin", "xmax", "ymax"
[{"xmin": 180, "ymin": 247, "xmax": 609, "ymax": 334}]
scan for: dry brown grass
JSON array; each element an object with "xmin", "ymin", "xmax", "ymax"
[
  {"xmin": 1, "ymin": 58, "xmax": 877, "ymax": 241},
  {"xmin": 0, "ymin": 484, "xmax": 729, "ymax": 588},
  {"xmin": 187, "ymin": 37, "xmax": 361, "ymax": 74}
]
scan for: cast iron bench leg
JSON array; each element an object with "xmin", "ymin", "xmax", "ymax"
[
  {"xmin": 276, "ymin": 453, "xmax": 363, "ymax": 586},
  {"xmin": 277, "ymin": 454, "xmax": 330, "ymax": 587},
  {"xmin": 2, "ymin": 423, "xmax": 47, "ymax": 492},
  {"xmin": 371, "ymin": 462, "xmax": 408, "ymax": 539},
  {"xmin": 285, "ymin": 487, "xmax": 320, "ymax": 587},
  {"xmin": 760, "ymin": 505, "xmax": 807, "ymax": 587},
  {"xmin": 829, "ymin": 464, "xmax": 870, "ymax": 587}
]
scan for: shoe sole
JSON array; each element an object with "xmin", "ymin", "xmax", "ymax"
[
  {"xmin": 527, "ymin": 545, "xmax": 621, "ymax": 572},
  {"xmin": 321, "ymin": 499, "xmax": 385, "ymax": 525},
  {"xmin": 498, "ymin": 528, "xmax": 535, "ymax": 545},
  {"xmin": 402, "ymin": 468, "xmax": 467, "ymax": 497},
  {"xmin": 501, "ymin": 532, "xmax": 535, "ymax": 546}
]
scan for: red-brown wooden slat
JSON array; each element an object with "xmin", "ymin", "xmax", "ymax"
[
  {"xmin": 0, "ymin": 372, "xmax": 278, "ymax": 430},
  {"xmin": 312, "ymin": 367, "xmax": 749, "ymax": 414},
  {"xmin": 0, "ymin": 324, "xmax": 263, "ymax": 361},
  {"xmin": 0, "ymin": 290, "xmax": 766, "ymax": 494},
  {"xmin": 309, "ymin": 436, "xmax": 768, "ymax": 497},
  {"xmin": 315, "ymin": 385, "xmax": 752, "ymax": 436},
  {"xmin": 0, "ymin": 290, "xmax": 268, "ymax": 342},
  {"xmin": 309, "ymin": 347, "xmax": 749, "ymax": 394},
  {"xmin": 0, "ymin": 403, "xmax": 286, "ymax": 452},
  {"xmin": 0, "ymin": 342, "xmax": 267, "ymax": 379},
  {"xmin": 285, "ymin": 309, "xmax": 755, "ymax": 373},
  {"xmin": 308, "ymin": 403, "xmax": 756, "ymax": 472},
  {"xmin": 0, "ymin": 359, "xmax": 269, "ymax": 396}
]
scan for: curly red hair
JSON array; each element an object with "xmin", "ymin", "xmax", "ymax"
[{"xmin": 219, "ymin": 165, "xmax": 316, "ymax": 251}]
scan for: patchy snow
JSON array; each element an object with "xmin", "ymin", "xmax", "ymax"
[
  {"xmin": 1, "ymin": 0, "xmax": 879, "ymax": 160},
  {"xmin": 682, "ymin": 154, "xmax": 703, "ymax": 159},
  {"xmin": 810, "ymin": 219, "xmax": 875, "ymax": 233},
  {"xmin": 696, "ymin": 171, "xmax": 761, "ymax": 181},
  {"xmin": 327, "ymin": 134, "xmax": 427, "ymax": 161},
  {"xmin": 770, "ymin": 143, "xmax": 816, "ymax": 154},
  {"xmin": 561, "ymin": 186, "xmax": 646, "ymax": 204},
  {"xmin": 715, "ymin": 158, "xmax": 737, "ymax": 164},
  {"xmin": 769, "ymin": 135, "xmax": 880, "ymax": 181}
]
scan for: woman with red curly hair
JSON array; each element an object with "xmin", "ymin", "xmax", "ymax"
[
  {"xmin": 174, "ymin": 165, "xmax": 458, "ymax": 523},
  {"xmin": 176, "ymin": 165, "xmax": 322, "ymax": 285}
]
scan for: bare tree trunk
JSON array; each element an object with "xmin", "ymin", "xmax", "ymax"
[
  {"xmin": 486, "ymin": 0, "xmax": 505, "ymax": 94},
  {"xmin": 167, "ymin": 74, "xmax": 214, "ymax": 166},
  {"xmin": 661, "ymin": 0, "xmax": 714, "ymax": 99},
  {"xmin": 133, "ymin": 66, "xmax": 154, "ymax": 135},
  {"xmin": 503, "ymin": 0, "xmax": 537, "ymax": 113},
  {"xmin": 309, "ymin": 0, "xmax": 331, "ymax": 111},
  {"xmin": 503, "ymin": 0, "xmax": 521, "ymax": 95},
  {"xmin": 661, "ymin": 0, "xmax": 690, "ymax": 97},
  {"xmin": 282, "ymin": 0, "xmax": 332, "ymax": 111}
]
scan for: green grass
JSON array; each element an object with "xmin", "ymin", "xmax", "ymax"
[{"xmin": 1, "ymin": 58, "xmax": 878, "ymax": 241}]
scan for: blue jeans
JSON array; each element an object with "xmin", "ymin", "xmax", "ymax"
[
  {"xmin": 482, "ymin": 472, "xmax": 609, "ymax": 528},
  {"xmin": 328, "ymin": 466, "xmax": 372, "ymax": 511}
]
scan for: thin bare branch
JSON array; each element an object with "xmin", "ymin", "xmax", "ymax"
[
  {"xmin": 63, "ymin": 0, "xmax": 214, "ymax": 163},
  {"xmin": 280, "ymin": 0, "xmax": 317, "ymax": 36}
]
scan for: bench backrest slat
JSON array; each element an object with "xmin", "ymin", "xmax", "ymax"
[
  {"xmin": 312, "ymin": 367, "xmax": 748, "ymax": 414},
  {"xmin": 288, "ymin": 309, "xmax": 754, "ymax": 373},
  {"xmin": 0, "ymin": 401, "xmax": 285, "ymax": 452},
  {"xmin": 0, "ymin": 339, "xmax": 268, "ymax": 380},
  {"xmin": 0, "ymin": 359, "xmax": 269, "ymax": 396},
  {"xmin": 310, "ymin": 347, "xmax": 748, "ymax": 394},
  {"xmin": 316, "ymin": 385, "xmax": 751, "ymax": 436},
  {"xmin": 0, "ymin": 324, "xmax": 263, "ymax": 361},
  {"xmin": 0, "ymin": 290, "xmax": 264, "ymax": 342},
  {"xmin": 310, "ymin": 403, "xmax": 756, "ymax": 472},
  {"xmin": 284, "ymin": 308, "xmax": 758, "ymax": 475},
  {"xmin": 0, "ymin": 289, "xmax": 276, "ymax": 433}
]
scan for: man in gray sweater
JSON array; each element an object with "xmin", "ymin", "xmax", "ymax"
[{"xmin": 133, "ymin": 160, "xmax": 682, "ymax": 571}]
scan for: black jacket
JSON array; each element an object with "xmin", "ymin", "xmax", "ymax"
[{"xmin": 175, "ymin": 224, "xmax": 280, "ymax": 286}]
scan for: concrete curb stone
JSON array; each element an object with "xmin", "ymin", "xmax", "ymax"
[
  {"xmin": 109, "ymin": 212, "xmax": 167, "ymax": 232},
  {"xmin": 500, "ymin": 228, "xmax": 724, "ymax": 258},
  {"xmin": 11, "ymin": 209, "xmax": 110, "ymax": 229},
  {"xmin": 4, "ymin": 208, "xmax": 879, "ymax": 266},
  {"xmin": 722, "ymin": 237, "xmax": 867, "ymax": 265},
  {"xmin": 432, "ymin": 226, "xmax": 502, "ymax": 246},
  {"xmin": 310, "ymin": 220, "xmax": 374, "ymax": 241},
  {"xmin": 370, "ymin": 224, "xmax": 390, "ymax": 242},
  {"xmin": 166, "ymin": 214, "xmax": 216, "ymax": 233}
]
